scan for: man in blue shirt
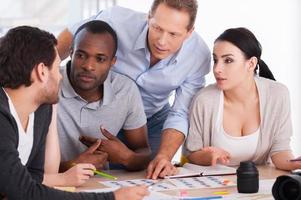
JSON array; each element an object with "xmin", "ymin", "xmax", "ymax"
[{"xmin": 57, "ymin": 0, "xmax": 211, "ymax": 179}]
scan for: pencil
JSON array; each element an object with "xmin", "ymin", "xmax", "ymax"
[
  {"xmin": 93, "ymin": 169, "xmax": 118, "ymax": 180},
  {"xmin": 71, "ymin": 163, "xmax": 117, "ymax": 180}
]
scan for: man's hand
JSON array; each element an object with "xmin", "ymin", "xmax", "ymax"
[
  {"xmin": 146, "ymin": 129, "xmax": 184, "ymax": 179},
  {"xmin": 79, "ymin": 135, "xmax": 98, "ymax": 148},
  {"xmin": 75, "ymin": 140, "xmax": 108, "ymax": 169},
  {"xmin": 146, "ymin": 154, "xmax": 177, "ymax": 179},
  {"xmin": 100, "ymin": 127, "xmax": 133, "ymax": 165}
]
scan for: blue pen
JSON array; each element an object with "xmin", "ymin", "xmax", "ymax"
[{"xmin": 181, "ymin": 196, "xmax": 222, "ymax": 200}]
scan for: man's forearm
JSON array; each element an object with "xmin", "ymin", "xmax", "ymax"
[
  {"xmin": 123, "ymin": 148, "xmax": 151, "ymax": 171},
  {"xmin": 156, "ymin": 128, "xmax": 185, "ymax": 160}
]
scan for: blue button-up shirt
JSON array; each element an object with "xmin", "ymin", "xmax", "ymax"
[{"xmin": 70, "ymin": 6, "xmax": 211, "ymax": 136}]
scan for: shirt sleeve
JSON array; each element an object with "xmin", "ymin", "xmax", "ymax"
[
  {"xmin": 123, "ymin": 81, "xmax": 147, "ymax": 130},
  {"xmin": 163, "ymin": 53, "xmax": 211, "ymax": 136},
  {"xmin": 270, "ymin": 85, "xmax": 293, "ymax": 156}
]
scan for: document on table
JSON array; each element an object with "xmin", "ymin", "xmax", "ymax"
[
  {"xmin": 168, "ymin": 176, "xmax": 236, "ymax": 189},
  {"xmin": 100, "ymin": 179, "xmax": 178, "ymax": 191}
]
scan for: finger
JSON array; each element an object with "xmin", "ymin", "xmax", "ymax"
[
  {"xmin": 152, "ymin": 161, "xmax": 166, "ymax": 179},
  {"xmin": 79, "ymin": 136, "xmax": 94, "ymax": 148},
  {"xmin": 100, "ymin": 127, "xmax": 116, "ymax": 140},
  {"xmin": 158, "ymin": 167, "xmax": 169, "ymax": 178},
  {"xmin": 146, "ymin": 162, "xmax": 155, "ymax": 179},
  {"xmin": 223, "ymin": 150, "xmax": 231, "ymax": 158},
  {"xmin": 80, "ymin": 174, "xmax": 91, "ymax": 180},
  {"xmin": 97, "ymin": 152, "xmax": 109, "ymax": 163},
  {"xmin": 202, "ymin": 146, "xmax": 213, "ymax": 153},
  {"xmin": 159, "ymin": 163, "xmax": 175, "ymax": 177},
  {"xmin": 99, "ymin": 140, "xmax": 110, "ymax": 152},
  {"xmin": 211, "ymin": 154, "xmax": 218, "ymax": 166},
  {"xmin": 171, "ymin": 166, "xmax": 178, "ymax": 175},
  {"xmin": 81, "ymin": 163, "xmax": 96, "ymax": 171},
  {"xmin": 218, "ymin": 157, "xmax": 227, "ymax": 165},
  {"xmin": 82, "ymin": 169, "xmax": 94, "ymax": 177},
  {"xmin": 86, "ymin": 140, "xmax": 101, "ymax": 153},
  {"xmin": 80, "ymin": 135, "xmax": 98, "ymax": 144}
]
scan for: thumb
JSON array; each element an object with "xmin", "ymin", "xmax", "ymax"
[{"xmin": 86, "ymin": 140, "xmax": 101, "ymax": 153}]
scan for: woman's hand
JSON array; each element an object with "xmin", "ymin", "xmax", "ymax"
[
  {"xmin": 61, "ymin": 163, "xmax": 95, "ymax": 186},
  {"xmin": 202, "ymin": 146, "xmax": 231, "ymax": 166}
]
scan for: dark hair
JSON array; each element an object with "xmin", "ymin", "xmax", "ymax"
[
  {"xmin": 72, "ymin": 20, "xmax": 118, "ymax": 58},
  {"xmin": 150, "ymin": 0, "xmax": 198, "ymax": 30},
  {"xmin": 215, "ymin": 27, "xmax": 275, "ymax": 81},
  {"xmin": 0, "ymin": 26, "xmax": 57, "ymax": 88}
]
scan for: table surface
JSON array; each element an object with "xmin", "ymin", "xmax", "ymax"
[{"xmin": 75, "ymin": 165, "xmax": 289, "ymax": 198}]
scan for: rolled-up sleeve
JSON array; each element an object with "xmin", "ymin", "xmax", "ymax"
[{"xmin": 163, "ymin": 54, "xmax": 211, "ymax": 136}]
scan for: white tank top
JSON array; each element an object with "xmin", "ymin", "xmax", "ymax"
[
  {"xmin": 212, "ymin": 91, "xmax": 259, "ymax": 166},
  {"xmin": 3, "ymin": 89, "xmax": 34, "ymax": 165}
]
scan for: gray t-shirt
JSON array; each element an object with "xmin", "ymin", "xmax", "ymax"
[{"xmin": 58, "ymin": 64, "xmax": 146, "ymax": 161}]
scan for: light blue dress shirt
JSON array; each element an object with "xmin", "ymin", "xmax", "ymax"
[{"xmin": 70, "ymin": 6, "xmax": 211, "ymax": 136}]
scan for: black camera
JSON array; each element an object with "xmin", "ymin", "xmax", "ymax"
[{"xmin": 272, "ymin": 173, "xmax": 301, "ymax": 200}]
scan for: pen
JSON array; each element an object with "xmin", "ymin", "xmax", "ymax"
[{"xmin": 181, "ymin": 196, "xmax": 222, "ymax": 200}]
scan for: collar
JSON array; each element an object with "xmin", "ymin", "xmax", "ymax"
[
  {"xmin": 133, "ymin": 23, "xmax": 149, "ymax": 51},
  {"xmin": 0, "ymin": 87, "xmax": 9, "ymax": 112},
  {"xmin": 61, "ymin": 62, "xmax": 115, "ymax": 106}
]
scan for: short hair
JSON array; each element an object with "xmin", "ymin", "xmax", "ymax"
[
  {"xmin": 215, "ymin": 27, "xmax": 275, "ymax": 80},
  {"xmin": 72, "ymin": 20, "xmax": 118, "ymax": 58},
  {"xmin": 0, "ymin": 26, "xmax": 57, "ymax": 89},
  {"xmin": 150, "ymin": 0, "xmax": 198, "ymax": 30}
]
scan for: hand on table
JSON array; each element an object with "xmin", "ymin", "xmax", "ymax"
[{"xmin": 146, "ymin": 154, "xmax": 177, "ymax": 179}]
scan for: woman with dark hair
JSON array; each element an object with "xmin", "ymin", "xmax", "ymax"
[{"xmin": 185, "ymin": 27, "xmax": 301, "ymax": 170}]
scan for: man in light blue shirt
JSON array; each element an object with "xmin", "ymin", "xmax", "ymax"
[{"xmin": 57, "ymin": 0, "xmax": 211, "ymax": 179}]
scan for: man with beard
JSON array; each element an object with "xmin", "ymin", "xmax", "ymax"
[{"xmin": 0, "ymin": 26, "xmax": 148, "ymax": 200}]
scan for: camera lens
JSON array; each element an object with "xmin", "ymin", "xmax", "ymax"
[
  {"xmin": 272, "ymin": 175, "xmax": 301, "ymax": 200},
  {"xmin": 236, "ymin": 161, "xmax": 259, "ymax": 193},
  {"xmin": 280, "ymin": 178, "xmax": 301, "ymax": 199}
]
